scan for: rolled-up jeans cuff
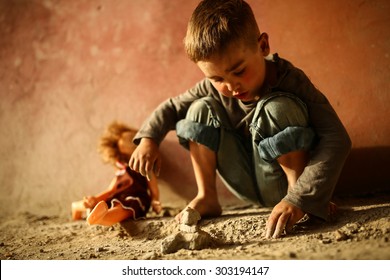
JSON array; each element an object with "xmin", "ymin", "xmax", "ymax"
[
  {"xmin": 176, "ymin": 119, "xmax": 220, "ymax": 151},
  {"xmin": 259, "ymin": 126, "xmax": 315, "ymax": 162}
]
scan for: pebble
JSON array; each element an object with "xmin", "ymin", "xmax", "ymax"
[
  {"xmin": 321, "ymin": 238, "xmax": 332, "ymax": 244},
  {"xmin": 95, "ymin": 247, "xmax": 105, "ymax": 252},
  {"xmin": 142, "ymin": 251, "xmax": 159, "ymax": 260},
  {"xmin": 345, "ymin": 223, "xmax": 360, "ymax": 234},
  {"xmin": 335, "ymin": 230, "xmax": 349, "ymax": 241},
  {"xmin": 181, "ymin": 207, "xmax": 201, "ymax": 226}
]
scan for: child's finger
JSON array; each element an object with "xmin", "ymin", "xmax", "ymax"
[
  {"xmin": 146, "ymin": 171, "xmax": 151, "ymax": 181},
  {"xmin": 139, "ymin": 161, "xmax": 148, "ymax": 177},
  {"xmin": 154, "ymin": 157, "xmax": 162, "ymax": 177},
  {"xmin": 273, "ymin": 213, "xmax": 290, "ymax": 238},
  {"xmin": 144, "ymin": 161, "xmax": 155, "ymax": 181},
  {"xmin": 265, "ymin": 215, "xmax": 278, "ymax": 238}
]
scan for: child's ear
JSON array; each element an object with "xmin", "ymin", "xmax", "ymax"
[{"xmin": 258, "ymin": 32, "xmax": 270, "ymax": 56}]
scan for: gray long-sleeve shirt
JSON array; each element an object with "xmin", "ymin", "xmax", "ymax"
[{"xmin": 134, "ymin": 54, "xmax": 352, "ymax": 220}]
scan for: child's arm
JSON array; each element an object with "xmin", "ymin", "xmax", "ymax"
[
  {"xmin": 281, "ymin": 60, "xmax": 352, "ymax": 220},
  {"xmin": 265, "ymin": 150, "xmax": 308, "ymax": 238}
]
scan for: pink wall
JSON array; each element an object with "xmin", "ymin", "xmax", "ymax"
[{"xmin": 0, "ymin": 0, "xmax": 389, "ymax": 216}]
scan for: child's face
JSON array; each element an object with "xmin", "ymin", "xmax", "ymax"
[{"xmin": 197, "ymin": 34, "xmax": 270, "ymax": 103}]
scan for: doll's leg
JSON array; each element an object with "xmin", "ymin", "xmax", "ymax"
[
  {"xmin": 87, "ymin": 201, "xmax": 133, "ymax": 226},
  {"xmin": 71, "ymin": 200, "xmax": 89, "ymax": 220},
  {"xmin": 86, "ymin": 201, "xmax": 109, "ymax": 225}
]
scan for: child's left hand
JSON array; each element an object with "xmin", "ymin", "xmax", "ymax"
[{"xmin": 265, "ymin": 200, "xmax": 305, "ymax": 238}]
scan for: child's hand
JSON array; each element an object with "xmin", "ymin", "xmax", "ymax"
[
  {"xmin": 129, "ymin": 138, "xmax": 161, "ymax": 180},
  {"xmin": 83, "ymin": 196, "xmax": 98, "ymax": 209},
  {"xmin": 265, "ymin": 200, "xmax": 305, "ymax": 239}
]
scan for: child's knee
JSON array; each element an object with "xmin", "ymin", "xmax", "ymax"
[{"xmin": 186, "ymin": 97, "xmax": 218, "ymax": 125}]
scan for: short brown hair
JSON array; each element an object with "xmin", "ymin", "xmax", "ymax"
[
  {"xmin": 184, "ymin": 0, "xmax": 260, "ymax": 62},
  {"xmin": 98, "ymin": 121, "xmax": 137, "ymax": 165}
]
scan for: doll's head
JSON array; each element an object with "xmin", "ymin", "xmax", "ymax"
[{"xmin": 98, "ymin": 121, "xmax": 138, "ymax": 165}]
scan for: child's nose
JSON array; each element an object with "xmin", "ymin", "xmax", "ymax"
[{"xmin": 226, "ymin": 79, "xmax": 239, "ymax": 92}]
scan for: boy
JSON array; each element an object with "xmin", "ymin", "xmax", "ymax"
[{"xmin": 129, "ymin": 0, "xmax": 351, "ymax": 238}]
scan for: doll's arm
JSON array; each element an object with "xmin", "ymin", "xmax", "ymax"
[
  {"xmin": 147, "ymin": 172, "xmax": 162, "ymax": 214},
  {"xmin": 84, "ymin": 173, "xmax": 133, "ymax": 209}
]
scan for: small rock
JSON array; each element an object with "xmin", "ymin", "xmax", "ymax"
[
  {"xmin": 161, "ymin": 233, "xmax": 185, "ymax": 254},
  {"xmin": 142, "ymin": 251, "xmax": 159, "ymax": 260},
  {"xmin": 316, "ymin": 234, "xmax": 323, "ymax": 240},
  {"xmin": 345, "ymin": 222, "xmax": 360, "ymax": 234},
  {"xmin": 181, "ymin": 207, "xmax": 201, "ymax": 226},
  {"xmin": 160, "ymin": 207, "xmax": 215, "ymax": 255},
  {"xmin": 161, "ymin": 230, "xmax": 213, "ymax": 254},
  {"xmin": 321, "ymin": 238, "xmax": 332, "ymax": 244},
  {"xmin": 180, "ymin": 224, "xmax": 198, "ymax": 233},
  {"xmin": 335, "ymin": 230, "xmax": 349, "ymax": 241},
  {"xmin": 95, "ymin": 247, "xmax": 105, "ymax": 252}
]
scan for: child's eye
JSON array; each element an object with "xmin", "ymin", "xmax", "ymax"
[
  {"xmin": 211, "ymin": 77, "xmax": 223, "ymax": 83},
  {"xmin": 234, "ymin": 68, "xmax": 246, "ymax": 76}
]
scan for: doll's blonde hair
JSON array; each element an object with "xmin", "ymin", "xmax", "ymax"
[
  {"xmin": 184, "ymin": 0, "xmax": 260, "ymax": 62},
  {"xmin": 98, "ymin": 121, "xmax": 138, "ymax": 165}
]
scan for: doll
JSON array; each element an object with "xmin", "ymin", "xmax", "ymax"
[{"xmin": 71, "ymin": 121, "xmax": 161, "ymax": 226}]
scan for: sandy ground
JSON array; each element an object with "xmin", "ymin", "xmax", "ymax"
[{"xmin": 1, "ymin": 193, "xmax": 389, "ymax": 260}]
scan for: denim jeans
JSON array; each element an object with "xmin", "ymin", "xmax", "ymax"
[{"xmin": 176, "ymin": 93, "xmax": 315, "ymax": 207}]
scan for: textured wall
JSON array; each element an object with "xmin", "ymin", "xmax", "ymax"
[{"xmin": 0, "ymin": 0, "xmax": 389, "ymax": 216}]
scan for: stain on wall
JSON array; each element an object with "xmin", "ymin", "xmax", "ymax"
[{"xmin": 0, "ymin": 0, "xmax": 389, "ymax": 216}]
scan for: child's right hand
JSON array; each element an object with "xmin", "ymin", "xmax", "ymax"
[{"xmin": 128, "ymin": 138, "xmax": 161, "ymax": 180}]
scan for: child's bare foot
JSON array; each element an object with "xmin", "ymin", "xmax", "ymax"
[
  {"xmin": 175, "ymin": 196, "xmax": 222, "ymax": 223},
  {"xmin": 87, "ymin": 201, "xmax": 108, "ymax": 225}
]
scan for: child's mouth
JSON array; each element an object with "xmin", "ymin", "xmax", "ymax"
[{"xmin": 233, "ymin": 91, "xmax": 248, "ymax": 100}]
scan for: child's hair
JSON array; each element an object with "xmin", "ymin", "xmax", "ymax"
[
  {"xmin": 184, "ymin": 0, "xmax": 260, "ymax": 62},
  {"xmin": 98, "ymin": 121, "xmax": 138, "ymax": 165}
]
